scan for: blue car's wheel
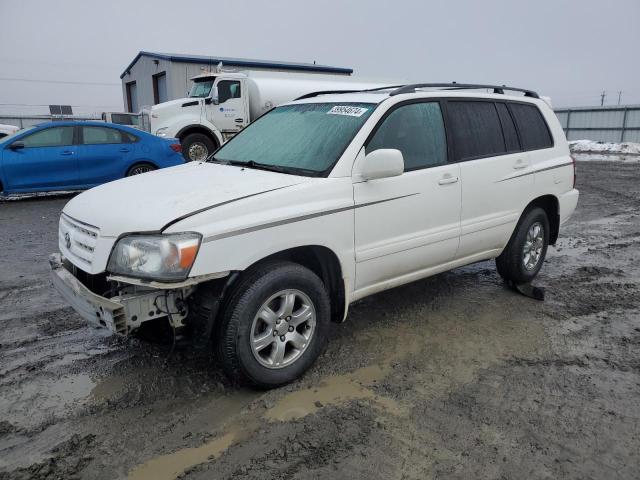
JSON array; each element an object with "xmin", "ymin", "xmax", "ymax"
[{"xmin": 126, "ymin": 163, "xmax": 156, "ymax": 177}]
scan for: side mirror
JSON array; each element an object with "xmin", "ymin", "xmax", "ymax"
[
  {"xmin": 9, "ymin": 141, "xmax": 24, "ymax": 150},
  {"xmin": 361, "ymin": 149, "xmax": 404, "ymax": 181},
  {"xmin": 210, "ymin": 86, "xmax": 219, "ymax": 105}
]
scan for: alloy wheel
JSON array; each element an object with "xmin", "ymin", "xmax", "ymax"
[
  {"xmin": 523, "ymin": 222, "xmax": 544, "ymax": 270},
  {"xmin": 250, "ymin": 289, "xmax": 316, "ymax": 369}
]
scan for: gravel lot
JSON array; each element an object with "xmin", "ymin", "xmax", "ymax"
[{"xmin": 1, "ymin": 159, "xmax": 639, "ymax": 479}]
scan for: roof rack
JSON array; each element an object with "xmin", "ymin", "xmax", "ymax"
[
  {"xmin": 295, "ymin": 85, "xmax": 404, "ymax": 101},
  {"xmin": 295, "ymin": 83, "xmax": 540, "ymax": 101},
  {"xmin": 389, "ymin": 83, "xmax": 539, "ymax": 98}
]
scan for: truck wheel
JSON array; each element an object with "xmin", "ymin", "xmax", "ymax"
[
  {"xmin": 182, "ymin": 133, "xmax": 215, "ymax": 162},
  {"xmin": 496, "ymin": 207, "xmax": 550, "ymax": 284},
  {"xmin": 216, "ymin": 261, "xmax": 330, "ymax": 388}
]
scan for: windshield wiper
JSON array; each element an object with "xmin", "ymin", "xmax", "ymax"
[
  {"xmin": 230, "ymin": 160, "xmax": 293, "ymax": 174},
  {"xmin": 215, "ymin": 159, "xmax": 321, "ymax": 177},
  {"xmin": 205, "ymin": 155, "xmax": 229, "ymax": 165}
]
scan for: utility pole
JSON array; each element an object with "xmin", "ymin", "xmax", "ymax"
[
  {"xmin": 617, "ymin": 91, "xmax": 623, "ymax": 105},
  {"xmin": 600, "ymin": 91, "xmax": 606, "ymax": 106}
]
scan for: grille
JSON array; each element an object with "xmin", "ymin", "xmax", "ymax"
[{"xmin": 59, "ymin": 214, "xmax": 100, "ymax": 268}]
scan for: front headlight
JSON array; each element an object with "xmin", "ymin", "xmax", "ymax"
[
  {"xmin": 107, "ymin": 233, "xmax": 201, "ymax": 281},
  {"xmin": 156, "ymin": 127, "xmax": 168, "ymax": 137}
]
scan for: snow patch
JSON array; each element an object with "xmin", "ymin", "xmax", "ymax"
[{"xmin": 569, "ymin": 140, "xmax": 640, "ymax": 155}]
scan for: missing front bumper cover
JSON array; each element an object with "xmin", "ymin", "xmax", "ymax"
[{"xmin": 49, "ymin": 254, "xmax": 190, "ymax": 334}]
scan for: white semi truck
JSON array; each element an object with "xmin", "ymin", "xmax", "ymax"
[{"xmin": 149, "ymin": 70, "xmax": 391, "ymax": 161}]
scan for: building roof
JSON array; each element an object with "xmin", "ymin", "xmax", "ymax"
[{"xmin": 120, "ymin": 51, "xmax": 353, "ymax": 79}]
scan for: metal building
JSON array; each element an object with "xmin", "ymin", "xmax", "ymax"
[
  {"xmin": 120, "ymin": 51, "xmax": 353, "ymax": 112},
  {"xmin": 555, "ymin": 105, "xmax": 640, "ymax": 143}
]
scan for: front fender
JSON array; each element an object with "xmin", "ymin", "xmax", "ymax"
[{"xmin": 176, "ymin": 119, "xmax": 223, "ymax": 147}]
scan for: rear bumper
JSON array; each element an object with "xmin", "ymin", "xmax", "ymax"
[
  {"xmin": 558, "ymin": 188, "xmax": 579, "ymax": 225},
  {"xmin": 49, "ymin": 254, "xmax": 126, "ymax": 333}
]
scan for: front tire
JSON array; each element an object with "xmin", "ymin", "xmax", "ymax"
[
  {"xmin": 181, "ymin": 133, "xmax": 216, "ymax": 162},
  {"xmin": 496, "ymin": 207, "xmax": 550, "ymax": 284},
  {"xmin": 217, "ymin": 262, "xmax": 330, "ymax": 388}
]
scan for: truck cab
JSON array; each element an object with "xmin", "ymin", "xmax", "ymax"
[{"xmin": 150, "ymin": 72, "xmax": 250, "ymax": 161}]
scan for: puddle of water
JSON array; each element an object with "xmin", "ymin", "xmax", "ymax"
[
  {"xmin": 266, "ymin": 323, "xmax": 427, "ymax": 422},
  {"xmin": 265, "ymin": 365, "xmax": 403, "ymax": 422},
  {"xmin": 125, "ymin": 391, "xmax": 258, "ymax": 480},
  {"xmin": 90, "ymin": 375, "xmax": 126, "ymax": 402},
  {"xmin": 128, "ymin": 431, "xmax": 237, "ymax": 480}
]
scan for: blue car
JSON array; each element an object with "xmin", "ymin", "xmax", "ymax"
[{"xmin": 0, "ymin": 121, "xmax": 184, "ymax": 195}]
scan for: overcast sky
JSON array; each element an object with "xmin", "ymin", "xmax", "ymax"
[{"xmin": 1, "ymin": 0, "xmax": 638, "ymax": 115}]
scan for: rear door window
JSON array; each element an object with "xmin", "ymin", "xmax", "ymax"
[
  {"xmin": 447, "ymin": 101, "xmax": 505, "ymax": 161},
  {"xmin": 81, "ymin": 126, "xmax": 124, "ymax": 145},
  {"xmin": 508, "ymin": 103, "xmax": 553, "ymax": 151},
  {"xmin": 366, "ymin": 102, "xmax": 447, "ymax": 170},
  {"xmin": 495, "ymin": 103, "xmax": 521, "ymax": 152}
]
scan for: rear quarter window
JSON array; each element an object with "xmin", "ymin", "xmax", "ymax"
[{"xmin": 508, "ymin": 103, "xmax": 553, "ymax": 151}]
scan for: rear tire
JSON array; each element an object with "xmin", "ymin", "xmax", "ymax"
[
  {"xmin": 496, "ymin": 207, "xmax": 550, "ymax": 284},
  {"xmin": 181, "ymin": 133, "xmax": 216, "ymax": 162},
  {"xmin": 126, "ymin": 162, "xmax": 156, "ymax": 176},
  {"xmin": 216, "ymin": 261, "xmax": 330, "ymax": 389}
]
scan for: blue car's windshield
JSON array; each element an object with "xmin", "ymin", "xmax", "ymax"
[{"xmin": 214, "ymin": 102, "xmax": 375, "ymax": 176}]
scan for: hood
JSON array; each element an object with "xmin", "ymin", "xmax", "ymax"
[
  {"xmin": 62, "ymin": 162, "xmax": 308, "ymax": 237},
  {"xmin": 151, "ymin": 97, "xmax": 199, "ymax": 111},
  {"xmin": 150, "ymin": 98, "xmax": 201, "ymax": 132}
]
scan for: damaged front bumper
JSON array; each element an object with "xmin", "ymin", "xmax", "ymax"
[
  {"xmin": 50, "ymin": 253, "xmax": 128, "ymax": 333},
  {"xmin": 49, "ymin": 253, "xmax": 191, "ymax": 335}
]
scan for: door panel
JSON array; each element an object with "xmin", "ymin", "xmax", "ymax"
[
  {"xmin": 353, "ymin": 101, "xmax": 461, "ymax": 292},
  {"xmin": 457, "ymin": 153, "xmax": 533, "ymax": 257},
  {"xmin": 76, "ymin": 126, "xmax": 132, "ymax": 185},
  {"xmin": 445, "ymin": 100, "xmax": 534, "ymax": 257},
  {"xmin": 354, "ymin": 164, "xmax": 461, "ymax": 290},
  {"xmin": 3, "ymin": 126, "xmax": 77, "ymax": 191},
  {"xmin": 208, "ymin": 79, "xmax": 248, "ymax": 133}
]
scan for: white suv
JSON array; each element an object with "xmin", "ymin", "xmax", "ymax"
[{"xmin": 50, "ymin": 83, "xmax": 579, "ymax": 387}]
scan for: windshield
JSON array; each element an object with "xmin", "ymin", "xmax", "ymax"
[
  {"xmin": 189, "ymin": 78, "xmax": 214, "ymax": 98},
  {"xmin": 110, "ymin": 113, "xmax": 139, "ymax": 126},
  {"xmin": 214, "ymin": 102, "xmax": 375, "ymax": 176}
]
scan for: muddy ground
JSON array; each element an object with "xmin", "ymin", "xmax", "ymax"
[{"xmin": 1, "ymin": 158, "xmax": 639, "ymax": 479}]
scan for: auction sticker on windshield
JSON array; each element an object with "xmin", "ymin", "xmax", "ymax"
[{"xmin": 327, "ymin": 105, "xmax": 369, "ymax": 117}]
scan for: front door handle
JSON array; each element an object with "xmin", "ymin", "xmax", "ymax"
[
  {"xmin": 234, "ymin": 118, "xmax": 244, "ymax": 123},
  {"xmin": 513, "ymin": 158, "xmax": 528, "ymax": 169},
  {"xmin": 61, "ymin": 150, "xmax": 74, "ymax": 156},
  {"xmin": 120, "ymin": 148, "xmax": 131, "ymax": 152},
  {"xmin": 438, "ymin": 174, "xmax": 459, "ymax": 185}
]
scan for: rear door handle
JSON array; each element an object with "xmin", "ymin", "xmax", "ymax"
[
  {"xmin": 438, "ymin": 174, "xmax": 459, "ymax": 185},
  {"xmin": 513, "ymin": 158, "xmax": 528, "ymax": 169},
  {"xmin": 61, "ymin": 151, "xmax": 74, "ymax": 156},
  {"xmin": 120, "ymin": 148, "xmax": 130, "ymax": 152},
  {"xmin": 234, "ymin": 118, "xmax": 244, "ymax": 123}
]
